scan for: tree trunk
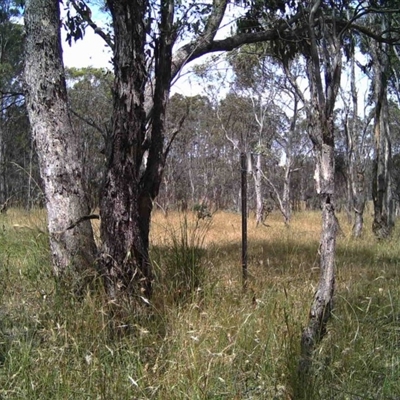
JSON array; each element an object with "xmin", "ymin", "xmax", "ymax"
[
  {"xmin": 254, "ymin": 151, "xmax": 263, "ymax": 226},
  {"xmin": 300, "ymin": 0, "xmax": 341, "ymax": 374},
  {"xmin": 100, "ymin": 0, "xmax": 174, "ymax": 299},
  {"xmin": 281, "ymin": 101, "xmax": 297, "ymax": 226},
  {"xmin": 372, "ymin": 97, "xmax": 393, "ymax": 239},
  {"xmin": 372, "ymin": 93, "xmax": 393, "ymax": 238},
  {"xmin": 282, "ymin": 158, "xmax": 291, "ymax": 225},
  {"xmin": 0, "ymin": 119, "xmax": 5, "ymax": 206},
  {"xmin": 26, "ymin": 143, "xmax": 34, "ymax": 211},
  {"xmin": 24, "ymin": 0, "xmax": 97, "ymax": 278},
  {"xmin": 352, "ymin": 162, "xmax": 366, "ymax": 239},
  {"xmin": 371, "ymin": 23, "xmax": 393, "ymax": 239},
  {"xmin": 99, "ymin": 0, "xmax": 152, "ymax": 299},
  {"xmin": 353, "ymin": 204, "xmax": 364, "ymax": 238},
  {"xmin": 301, "ymin": 138, "xmax": 336, "ymax": 370},
  {"xmin": 346, "ymin": 48, "xmax": 366, "ymax": 238}
]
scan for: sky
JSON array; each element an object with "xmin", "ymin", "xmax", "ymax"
[
  {"xmin": 61, "ymin": 28, "xmax": 209, "ymax": 96},
  {"xmin": 60, "ymin": 2, "xmax": 242, "ymax": 97},
  {"xmin": 62, "ymin": 28, "xmax": 112, "ymax": 70},
  {"xmin": 60, "ymin": 4, "xmax": 371, "ymax": 111},
  {"xmin": 61, "ymin": 3, "xmax": 112, "ymax": 71},
  {"xmin": 61, "ymin": 21, "xmax": 209, "ymax": 96}
]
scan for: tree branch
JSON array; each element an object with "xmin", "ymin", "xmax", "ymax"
[
  {"xmin": 69, "ymin": 0, "xmax": 114, "ymax": 50},
  {"xmin": 164, "ymin": 113, "xmax": 186, "ymax": 159},
  {"xmin": 54, "ymin": 214, "xmax": 100, "ymax": 235},
  {"xmin": 202, "ymin": 0, "xmax": 229, "ymax": 43},
  {"xmin": 171, "ymin": 11, "xmax": 304, "ymax": 81},
  {"xmin": 258, "ymin": 167, "xmax": 287, "ymax": 220},
  {"xmin": 70, "ymin": 108, "xmax": 108, "ymax": 138}
]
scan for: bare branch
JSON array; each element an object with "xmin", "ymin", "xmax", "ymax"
[
  {"xmin": 70, "ymin": 108, "xmax": 108, "ymax": 139},
  {"xmin": 258, "ymin": 167, "xmax": 288, "ymax": 220},
  {"xmin": 164, "ymin": 113, "xmax": 187, "ymax": 159}
]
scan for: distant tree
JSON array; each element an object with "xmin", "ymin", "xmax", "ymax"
[
  {"xmin": 66, "ymin": 67, "xmax": 113, "ymax": 209},
  {"xmin": 339, "ymin": 52, "xmax": 373, "ymax": 237},
  {"xmin": 0, "ymin": 1, "xmax": 28, "ymax": 208},
  {"xmin": 228, "ymin": 50, "xmax": 287, "ymax": 225},
  {"xmin": 263, "ymin": 58, "xmax": 308, "ymax": 224},
  {"xmin": 217, "ymin": 90, "xmax": 279, "ymax": 224},
  {"xmin": 369, "ymin": 15, "xmax": 395, "ymax": 238},
  {"xmin": 383, "ymin": 101, "xmax": 400, "ymax": 214},
  {"xmin": 163, "ymin": 94, "xmax": 215, "ymax": 211}
]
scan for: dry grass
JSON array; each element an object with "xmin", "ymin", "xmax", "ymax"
[{"xmin": 0, "ymin": 208, "xmax": 399, "ymax": 399}]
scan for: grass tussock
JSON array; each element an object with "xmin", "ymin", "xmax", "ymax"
[{"xmin": 0, "ymin": 208, "xmax": 399, "ymax": 399}]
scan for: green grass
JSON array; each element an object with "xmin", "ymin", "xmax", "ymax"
[{"xmin": 0, "ymin": 209, "xmax": 399, "ymax": 399}]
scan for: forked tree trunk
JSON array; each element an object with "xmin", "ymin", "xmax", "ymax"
[
  {"xmin": 353, "ymin": 202, "xmax": 365, "ymax": 237},
  {"xmin": 281, "ymin": 98, "xmax": 298, "ymax": 226},
  {"xmin": 352, "ymin": 162, "xmax": 366, "ymax": 239},
  {"xmin": 24, "ymin": 0, "xmax": 97, "ymax": 278}
]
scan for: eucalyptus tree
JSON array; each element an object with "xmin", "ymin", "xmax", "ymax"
[
  {"xmin": 354, "ymin": 0, "xmax": 400, "ymax": 238},
  {"xmin": 295, "ymin": 1, "xmax": 343, "ymax": 370},
  {"xmin": 236, "ymin": 54, "xmax": 308, "ymax": 225},
  {"xmin": 228, "ymin": 48, "xmax": 291, "ymax": 225},
  {"xmin": 195, "ymin": 54, "xmax": 293, "ymax": 222},
  {"xmin": 339, "ymin": 52, "xmax": 373, "ymax": 237},
  {"xmin": 25, "ymin": 0, "xmax": 98, "ymax": 279},
  {"xmin": 216, "ymin": 89, "xmax": 280, "ymax": 223},
  {"xmin": 274, "ymin": 72, "xmax": 309, "ymax": 224},
  {"xmin": 66, "ymin": 67, "xmax": 113, "ymax": 209},
  {"xmin": 162, "ymin": 93, "xmax": 227, "ymax": 212},
  {"xmin": 251, "ymin": 1, "xmax": 400, "ymax": 372},
  {"xmin": 25, "ymin": 0, "xmax": 400, "ymax": 305},
  {"xmin": 94, "ymin": 0, "xmax": 309, "ymax": 298},
  {"xmin": 369, "ymin": 14, "xmax": 394, "ymax": 238},
  {"xmin": 26, "ymin": 0, "xmax": 315, "ymax": 299}
]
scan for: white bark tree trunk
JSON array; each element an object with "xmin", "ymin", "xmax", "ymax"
[
  {"xmin": 254, "ymin": 151, "xmax": 263, "ymax": 226},
  {"xmin": 282, "ymin": 155, "xmax": 291, "ymax": 225},
  {"xmin": 25, "ymin": 0, "xmax": 97, "ymax": 278},
  {"xmin": 345, "ymin": 48, "xmax": 367, "ymax": 238},
  {"xmin": 299, "ymin": 0, "xmax": 341, "ymax": 375}
]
